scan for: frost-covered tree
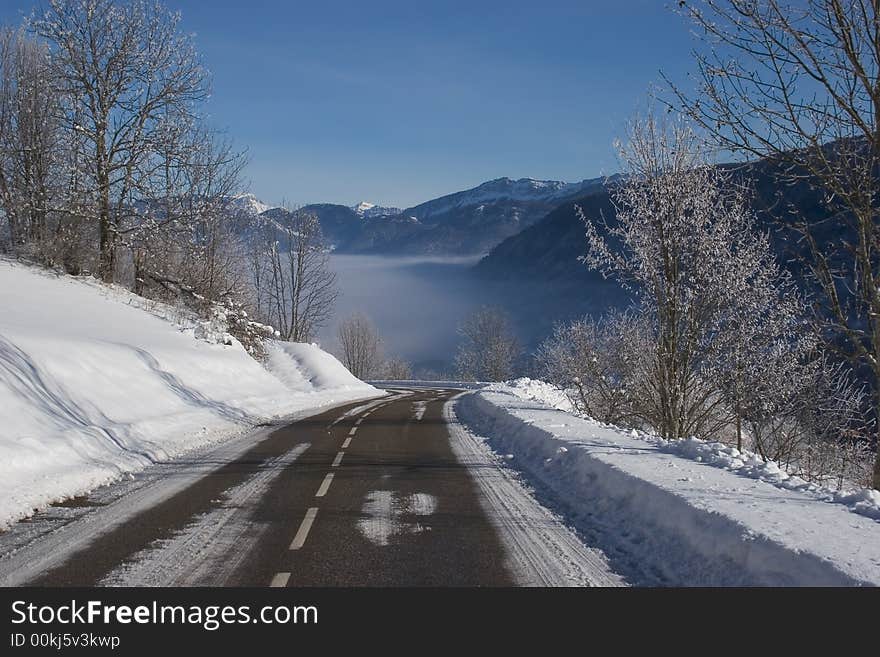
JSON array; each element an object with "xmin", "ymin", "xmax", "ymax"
[
  {"xmin": 454, "ymin": 306, "xmax": 521, "ymax": 382},
  {"xmin": 132, "ymin": 125, "xmax": 247, "ymax": 302},
  {"xmin": 709, "ymin": 229, "xmax": 810, "ymax": 450},
  {"xmin": 581, "ymin": 118, "xmax": 802, "ymax": 441},
  {"xmin": 338, "ymin": 313, "xmax": 383, "ymax": 380},
  {"xmin": 32, "ymin": 0, "xmax": 209, "ymax": 281},
  {"xmin": 670, "ymin": 0, "xmax": 880, "ymax": 487}
]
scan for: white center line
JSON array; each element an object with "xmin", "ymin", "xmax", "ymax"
[
  {"xmin": 270, "ymin": 572, "xmax": 291, "ymax": 587},
  {"xmin": 355, "ymin": 418, "xmax": 363, "ymax": 426},
  {"xmin": 341, "ymin": 436, "xmax": 352, "ymax": 449},
  {"xmin": 332, "ymin": 451, "xmax": 344, "ymax": 467},
  {"xmin": 290, "ymin": 507, "xmax": 319, "ymax": 550},
  {"xmin": 348, "ymin": 427, "xmax": 357, "ymax": 436},
  {"xmin": 315, "ymin": 473, "xmax": 335, "ymax": 497}
]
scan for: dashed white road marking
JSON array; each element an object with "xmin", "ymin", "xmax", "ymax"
[
  {"xmin": 332, "ymin": 451, "xmax": 345, "ymax": 467},
  {"xmin": 342, "ymin": 437, "xmax": 352, "ymax": 449},
  {"xmin": 348, "ymin": 427, "xmax": 357, "ymax": 436},
  {"xmin": 270, "ymin": 572, "xmax": 291, "ymax": 587},
  {"xmin": 328, "ymin": 397, "xmax": 387, "ymax": 428},
  {"xmin": 290, "ymin": 507, "xmax": 319, "ymax": 550},
  {"xmin": 315, "ymin": 473, "xmax": 335, "ymax": 497},
  {"xmin": 355, "ymin": 418, "xmax": 364, "ymax": 426}
]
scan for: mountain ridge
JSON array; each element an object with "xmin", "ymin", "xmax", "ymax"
[{"xmin": 237, "ymin": 175, "xmax": 609, "ymax": 255}]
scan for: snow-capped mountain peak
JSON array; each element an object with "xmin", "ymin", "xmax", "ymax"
[
  {"xmin": 227, "ymin": 193, "xmax": 276, "ymax": 216},
  {"xmin": 403, "ymin": 176, "xmax": 609, "ymax": 222},
  {"xmin": 352, "ymin": 201, "xmax": 402, "ymax": 218}
]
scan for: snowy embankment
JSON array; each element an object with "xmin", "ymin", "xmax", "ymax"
[
  {"xmin": 0, "ymin": 259, "xmax": 379, "ymax": 528},
  {"xmin": 455, "ymin": 381, "xmax": 880, "ymax": 586}
]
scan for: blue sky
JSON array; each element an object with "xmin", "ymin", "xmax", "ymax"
[{"xmin": 1, "ymin": 1, "xmax": 696, "ymax": 208}]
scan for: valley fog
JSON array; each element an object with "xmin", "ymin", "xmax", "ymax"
[
  {"xmin": 318, "ymin": 255, "xmax": 490, "ymax": 374},
  {"xmin": 317, "ymin": 254, "xmax": 621, "ymax": 376}
]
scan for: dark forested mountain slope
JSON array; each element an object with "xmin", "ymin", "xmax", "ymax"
[{"xmin": 474, "ymin": 158, "xmax": 836, "ymax": 299}]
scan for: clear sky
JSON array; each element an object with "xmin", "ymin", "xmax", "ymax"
[{"xmin": 0, "ymin": 0, "xmax": 697, "ymax": 208}]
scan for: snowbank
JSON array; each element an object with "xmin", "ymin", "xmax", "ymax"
[
  {"xmin": 0, "ymin": 259, "xmax": 380, "ymax": 528},
  {"xmin": 455, "ymin": 385, "xmax": 880, "ymax": 586},
  {"xmin": 500, "ymin": 378, "xmax": 880, "ymax": 521},
  {"xmin": 268, "ymin": 341, "xmax": 370, "ymax": 393}
]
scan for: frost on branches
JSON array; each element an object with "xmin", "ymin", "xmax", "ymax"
[{"xmin": 568, "ymin": 118, "xmax": 872, "ymax": 487}]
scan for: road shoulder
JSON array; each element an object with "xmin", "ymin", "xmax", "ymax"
[{"xmin": 444, "ymin": 393, "xmax": 625, "ymax": 587}]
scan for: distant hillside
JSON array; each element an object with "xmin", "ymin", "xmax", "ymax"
[
  {"xmin": 369, "ymin": 176, "xmax": 611, "ymax": 255},
  {"xmin": 295, "ymin": 204, "xmax": 363, "ymax": 246},
  {"xmin": 282, "ymin": 177, "xmax": 613, "ymax": 255},
  {"xmin": 475, "ymin": 158, "xmax": 831, "ymax": 299},
  {"xmin": 474, "ymin": 187, "xmax": 615, "ymax": 285}
]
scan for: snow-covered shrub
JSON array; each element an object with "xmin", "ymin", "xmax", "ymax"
[
  {"xmin": 212, "ymin": 298, "xmax": 278, "ymax": 361},
  {"xmin": 535, "ymin": 311, "xmax": 645, "ymax": 426},
  {"xmin": 135, "ymin": 269, "xmax": 279, "ymax": 360},
  {"xmin": 733, "ymin": 356, "xmax": 873, "ymax": 489},
  {"xmin": 383, "ymin": 357, "xmax": 413, "ymax": 380}
]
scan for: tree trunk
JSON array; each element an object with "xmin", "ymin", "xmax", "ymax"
[
  {"xmin": 873, "ymin": 397, "xmax": 880, "ymax": 490},
  {"xmin": 98, "ymin": 203, "xmax": 114, "ymax": 281},
  {"xmin": 96, "ymin": 129, "xmax": 114, "ymax": 282},
  {"xmin": 736, "ymin": 412, "xmax": 742, "ymax": 452}
]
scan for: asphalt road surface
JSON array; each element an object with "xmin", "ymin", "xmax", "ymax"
[{"xmin": 0, "ymin": 387, "xmax": 621, "ymax": 587}]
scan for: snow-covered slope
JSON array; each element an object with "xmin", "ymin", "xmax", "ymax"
[
  {"xmin": 455, "ymin": 383, "xmax": 880, "ymax": 586},
  {"xmin": 0, "ymin": 259, "xmax": 379, "ymax": 528}
]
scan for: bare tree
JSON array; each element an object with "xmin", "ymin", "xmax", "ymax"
[
  {"xmin": 337, "ymin": 313, "xmax": 383, "ymax": 380},
  {"xmin": 384, "ymin": 357, "xmax": 413, "ymax": 380},
  {"xmin": 454, "ymin": 306, "xmax": 521, "ymax": 382},
  {"xmin": 251, "ymin": 209, "xmax": 337, "ymax": 342},
  {"xmin": 0, "ymin": 27, "xmax": 61, "ymax": 254},
  {"xmin": 132, "ymin": 125, "xmax": 247, "ymax": 302},
  {"xmin": 32, "ymin": 0, "xmax": 209, "ymax": 281},
  {"xmin": 670, "ymin": 0, "xmax": 880, "ymax": 487}
]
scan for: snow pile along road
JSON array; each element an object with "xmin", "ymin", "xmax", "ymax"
[
  {"xmin": 455, "ymin": 384, "xmax": 880, "ymax": 586},
  {"xmin": 0, "ymin": 259, "xmax": 379, "ymax": 528},
  {"xmin": 501, "ymin": 378, "xmax": 880, "ymax": 521}
]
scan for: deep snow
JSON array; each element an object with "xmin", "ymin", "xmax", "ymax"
[
  {"xmin": 456, "ymin": 381, "xmax": 880, "ymax": 586},
  {"xmin": 0, "ymin": 259, "xmax": 380, "ymax": 528}
]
